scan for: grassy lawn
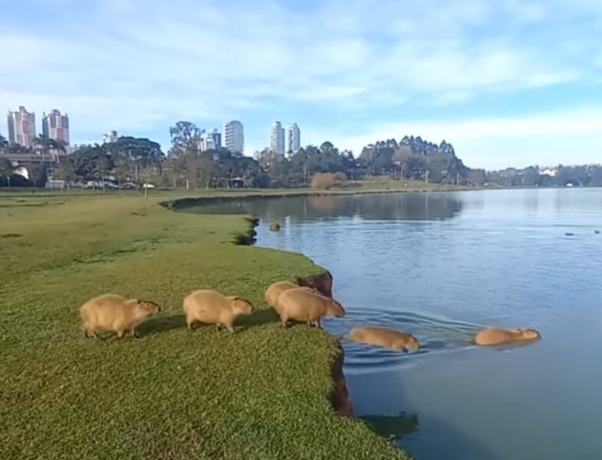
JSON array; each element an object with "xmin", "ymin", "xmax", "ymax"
[{"xmin": 0, "ymin": 192, "xmax": 412, "ymax": 459}]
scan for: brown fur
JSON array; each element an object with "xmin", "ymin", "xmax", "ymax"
[
  {"xmin": 346, "ymin": 326, "xmax": 420, "ymax": 351},
  {"xmin": 275, "ymin": 287, "xmax": 345, "ymax": 329},
  {"xmin": 183, "ymin": 289, "xmax": 254, "ymax": 333},
  {"xmin": 264, "ymin": 281, "xmax": 318, "ymax": 314},
  {"xmin": 269, "ymin": 221, "xmax": 281, "ymax": 231},
  {"xmin": 474, "ymin": 327, "xmax": 541, "ymax": 346},
  {"xmin": 79, "ymin": 293, "xmax": 160, "ymax": 339}
]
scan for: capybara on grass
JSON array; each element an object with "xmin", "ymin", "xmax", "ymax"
[
  {"xmin": 275, "ymin": 287, "xmax": 345, "ymax": 329},
  {"xmin": 79, "ymin": 293, "xmax": 160, "ymax": 339},
  {"xmin": 264, "ymin": 280, "xmax": 317, "ymax": 314},
  {"xmin": 183, "ymin": 289, "xmax": 254, "ymax": 333},
  {"xmin": 474, "ymin": 327, "xmax": 541, "ymax": 346},
  {"xmin": 345, "ymin": 325, "xmax": 420, "ymax": 351}
]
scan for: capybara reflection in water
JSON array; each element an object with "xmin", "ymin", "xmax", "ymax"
[
  {"xmin": 474, "ymin": 327, "xmax": 541, "ymax": 346},
  {"xmin": 275, "ymin": 287, "xmax": 345, "ymax": 329},
  {"xmin": 264, "ymin": 280, "xmax": 318, "ymax": 314},
  {"xmin": 183, "ymin": 289, "xmax": 254, "ymax": 333},
  {"xmin": 346, "ymin": 325, "xmax": 420, "ymax": 351},
  {"xmin": 79, "ymin": 293, "xmax": 161, "ymax": 339}
]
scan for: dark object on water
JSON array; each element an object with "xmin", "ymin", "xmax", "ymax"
[
  {"xmin": 595, "ymin": 230, "xmax": 600, "ymax": 234},
  {"xmin": 269, "ymin": 221, "xmax": 281, "ymax": 232},
  {"xmin": 565, "ymin": 232, "xmax": 574, "ymax": 236}
]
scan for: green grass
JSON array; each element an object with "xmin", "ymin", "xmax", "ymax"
[{"xmin": 0, "ymin": 192, "xmax": 412, "ymax": 459}]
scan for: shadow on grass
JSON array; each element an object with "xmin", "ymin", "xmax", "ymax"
[{"xmin": 136, "ymin": 307, "xmax": 283, "ymax": 337}]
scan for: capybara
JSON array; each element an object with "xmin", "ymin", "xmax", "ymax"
[
  {"xmin": 269, "ymin": 221, "xmax": 281, "ymax": 231},
  {"xmin": 264, "ymin": 280, "xmax": 317, "ymax": 314},
  {"xmin": 183, "ymin": 289, "xmax": 254, "ymax": 333},
  {"xmin": 275, "ymin": 287, "xmax": 345, "ymax": 329},
  {"xmin": 346, "ymin": 326, "xmax": 420, "ymax": 351},
  {"xmin": 79, "ymin": 293, "xmax": 160, "ymax": 339},
  {"xmin": 474, "ymin": 327, "xmax": 541, "ymax": 346}
]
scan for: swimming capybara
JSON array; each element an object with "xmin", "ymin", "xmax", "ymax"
[
  {"xmin": 275, "ymin": 287, "xmax": 345, "ymax": 329},
  {"xmin": 79, "ymin": 293, "xmax": 160, "ymax": 338},
  {"xmin": 474, "ymin": 327, "xmax": 541, "ymax": 346},
  {"xmin": 264, "ymin": 280, "xmax": 317, "ymax": 314},
  {"xmin": 183, "ymin": 289, "xmax": 254, "ymax": 333},
  {"xmin": 269, "ymin": 221, "xmax": 281, "ymax": 231},
  {"xmin": 346, "ymin": 326, "xmax": 420, "ymax": 351}
]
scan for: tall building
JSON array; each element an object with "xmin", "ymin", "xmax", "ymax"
[
  {"xmin": 270, "ymin": 121, "xmax": 285, "ymax": 154},
  {"xmin": 202, "ymin": 128, "xmax": 221, "ymax": 150},
  {"xmin": 287, "ymin": 123, "xmax": 301, "ymax": 154},
  {"xmin": 7, "ymin": 106, "xmax": 36, "ymax": 147},
  {"xmin": 42, "ymin": 109, "xmax": 70, "ymax": 145},
  {"xmin": 102, "ymin": 130, "xmax": 119, "ymax": 144},
  {"xmin": 223, "ymin": 120, "xmax": 244, "ymax": 154}
]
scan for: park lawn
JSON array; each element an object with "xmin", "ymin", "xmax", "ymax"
[{"xmin": 0, "ymin": 193, "xmax": 412, "ymax": 460}]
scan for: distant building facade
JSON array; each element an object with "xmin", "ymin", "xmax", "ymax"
[
  {"xmin": 103, "ymin": 130, "xmax": 119, "ymax": 144},
  {"xmin": 223, "ymin": 120, "xmax": 244, "ymax": 154},
  {"xmin": 270, "ymin": 121, "xmax": 285, "ymax": 154},
  {"xmin": 287, "ymin": 122, "xmax": 300, "ymax": 154},
  {"xmin": 42, "ymin": 109, "xmax": 70, "ymax": 145},
  {"xmin": 201, "ymin": 128, "xmax": 222, "ymax": 151},
  {"xmin": 7, "ymin": 106, "xmax": 36, "ymax": 147}
]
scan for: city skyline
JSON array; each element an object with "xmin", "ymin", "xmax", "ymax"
[{"xmin": 1, "ymin": 0, "xmax": 601, "ymax": 169}]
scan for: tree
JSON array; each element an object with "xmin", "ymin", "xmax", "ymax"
[
  {"xmin": 28, "ymin": 163, "xmax": 48, "ymax": 188},
  {"xmin": 0, "ymin": 135, "xmax": 8, "ymax": 152},
  {"xmin": 51, "ymin": 159, "xmax": 77, "ymax": 189},
  {"xmin": 32, "ymin": 135, "xmax": 66, "ymax": 162},
  {"xmin": 70, "ymin": 144, "xmax": 114, "ymax": 186},
  {"xmin": 311, "ymin": 172, "xmax": 336, "ymax": 190},
  {"xmin": 104, "ymin": 136, "xmax": 165, "ymax": 183}
]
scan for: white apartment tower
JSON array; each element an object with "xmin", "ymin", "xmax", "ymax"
[
  {"xmin": 223, "ymin": 120, "xmax": 244, "ymax": 154},
  {"xmin": 270, "ymin": 121, "xmax": 285, "ymax": 154},
  {"xmin": 287, "ymin": 123, "xmax": 301, "ymax": 154},
  {"xmin": 42, "ymin": 109, "xmax": 70, "ymax": 145},
  {"xmin": 7, "ymin": 106, "xmax": 36, "ymax": 147}
]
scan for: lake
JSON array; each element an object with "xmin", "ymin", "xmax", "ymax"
[{"xmin": 189, "ymin": 188, "xmax": 602, "ymax": 460}]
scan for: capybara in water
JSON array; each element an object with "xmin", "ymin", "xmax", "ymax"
[
  {"xmin": 269, "ymin": 221, "xmax": 281, "ymax": 231},
  {"xmin": 79, "ymin": 293, "xmax": 160, "ymax": 339},
  {"xmin": 474, "ymin": 327, "xmax": 541, "ymax": 346},
  {"xmin": 183, "ymin": 289, "xmax": 254, "ymax": 333},
  {"xmin": 346, "ymin": 325, "xmax": 420, "ymax": 351},
  {"xmin": 275, "ymin": 287, "xmax": 345, "ymax": 329},
  {"xmin": 264, "ymin": 280, "xmax": 317, "ymax": 314}
]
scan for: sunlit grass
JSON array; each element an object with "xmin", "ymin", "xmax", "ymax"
[{"xmin": 0, "ymin": 193, "xmax": 412, "ymax": 459}]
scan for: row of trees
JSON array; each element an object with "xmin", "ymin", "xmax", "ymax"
[{"xmin": 2, "ymin": 126, "xmax": 602, "ymax": 189}]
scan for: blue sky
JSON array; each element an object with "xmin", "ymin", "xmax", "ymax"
[{"xmin": 0, "ymin": 0, "xmax": 601, "ymax": 170}]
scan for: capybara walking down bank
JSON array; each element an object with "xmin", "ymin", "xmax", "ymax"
[
  {"xmin": 264, "ymin": 280, "xmax": 318, "ymax": 314},
  {"xmin": 275, "ymin": 287, "xmax": 345, "ymax": 329},
  {"xmin": 183, "ymin": 289, "xmax": 254, "ymax": 333},
  {"xmin": 79, "ymin": 293, "xmax": 161, "ymax": 338},
  {"xmin": 346, "ymin": 325, "xmax": 420, "ymax": 351}
]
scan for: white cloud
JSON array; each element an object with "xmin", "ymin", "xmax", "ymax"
[{"xmin": 0, "ymin": 0, "xmax": 600, "ymax": 160}]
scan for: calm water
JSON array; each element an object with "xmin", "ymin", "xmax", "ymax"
[{"xmin": 191, "ymin": 188, "xmax": 602, "ymax": 460}]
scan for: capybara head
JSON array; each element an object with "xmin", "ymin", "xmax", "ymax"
[
  {"xmin": 398, "ymin": 334, "xmax": 420, "ymax": 350},
  {"xmin": 515, "ymin": 328, "xmax": 541, "ymax": 340},
  {"xmin": 136, "ymin": 299, "xmax": 161, "ymax": 316},
  {"xmin": 230, "ymin": 296, "xmax": 254, "ymax": 314},
  {"xmin": 326, "ymin": 299, "xmax": 346, "ymax": 318}
]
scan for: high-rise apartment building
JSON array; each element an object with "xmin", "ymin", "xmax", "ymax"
[
  {"xmin": 7, "ymin": 106, "xmax": 36, "ymax": 147},
  {"xmin": 201, "ymin": 128, "xmax": 221, "ymax": 151},
  {"xmin": 287, "ymin": 123, "xmax": 301, "ymax": 154},
  {"xmin": 223, "ymin": 120, "xmax": 244, "ymax": 154},
  {"xmin": 42, "ymin": 109, "xmax": 70, "ymax": 145},
  {"xmin": 102, "ymin": 130, "xmax": 119, "ymax": 144},
  {"xmin": 270, "ymin": 121, "xmax": 285, "ymax": 154}
]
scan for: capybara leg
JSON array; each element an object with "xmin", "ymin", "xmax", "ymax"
[
  {"xmin": 280, "ymin": 315, "xmax": 289, "ymax": 328},
  {"xmin": 315, "ymin": 318, "xmax": 323, "ymax": 329},
  {"xmin": 187, "ymin": 318, "xmax": 194, "ymax": 331},
  {"xmin": 116, "ymin": 329, "xmax": 125, "ymax": 338},
  {"xmin": 130, "ymin": 327, "xmax": 139, "ymax": 338},
  {"xmin": 225, "ymin": 323, "xmax": 236, "ymax": 333},
  {"xmin": 216, "ymin": 323, "xmax": 223, "ymax": 332}
]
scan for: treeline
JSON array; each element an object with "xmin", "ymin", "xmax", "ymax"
[
  {"xmin": 485, "ymin": 165, "xmax": 602, "ymax": 187},
  {"xmin": 2, "ymin": 125, "xmax": 601, "ymax": 189}
]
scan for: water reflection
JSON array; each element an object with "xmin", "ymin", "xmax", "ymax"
[{"xmin": 186, "ymin": 191, "xmax": 465, "ymax": 222}]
